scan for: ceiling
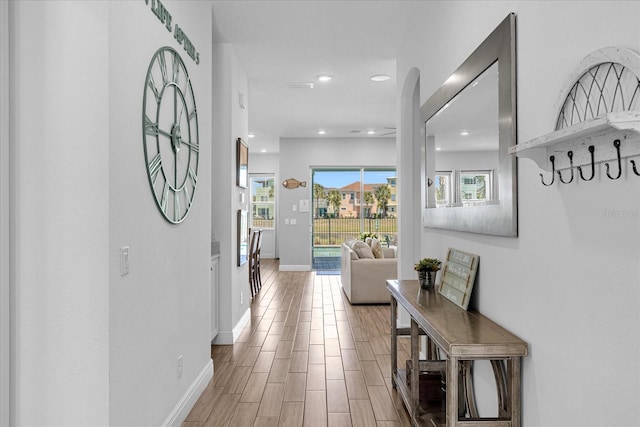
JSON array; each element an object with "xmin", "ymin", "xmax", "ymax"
[{"xmin": 211, "ymin": 1, "xmax": 419, "ymax": 154}]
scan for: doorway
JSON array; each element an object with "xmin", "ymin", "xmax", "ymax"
[{"xmin": 311, "ymin": 167, "xmax": 398, "ymax": 272}]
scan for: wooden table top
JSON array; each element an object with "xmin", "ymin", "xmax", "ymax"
[{"xmin": 387, "ymin": 279, "xmax": 528, "ymax": 358}]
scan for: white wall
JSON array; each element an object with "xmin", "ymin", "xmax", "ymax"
[
  {"xmin": 398, "ymin": 2, "xmax": 640, "ymax": 426},
  {"xmin": 1, "ymin": 1, "xmax": 11, "ymax": 425},
  {"xmin": 278, "ymin": 137, "xmax": 396, "ymax": 269},
  {"xmin": 249, "ymin": 153, "xmax": 280, "ymax": 258},
  {"xmin": 211, "ymin": 41, "xmax": 251, "ymax": 344},
  {"xmin": 109, "ymin": 2, "xmax": 212, "ymax": 425},
  {"xmin": 10, "ymin": 2, "xmax": 110, "ymax": 425},
  {"xmin": 11, "ymin": 1, "xmax": 214, "ymax": 425},
  {"xmin": 435, "ymin": 150, "xmax": 499, "ymax": 171}
]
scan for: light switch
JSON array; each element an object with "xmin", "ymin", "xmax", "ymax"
[
  {"xmin": 292, "ymin": 204, "xmax": 297, "ymax": 212},
  {"xmin": 284, "ymin": 218, "xmax": 290, "ymax": 225},
  {"xmin": 291, "ymin": 219, "xmax": 297, "ymax": 225},
  {"xmin": 120, "ymin": 246, "xmax": 129, "ymax": 276}
]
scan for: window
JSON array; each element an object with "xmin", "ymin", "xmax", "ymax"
[
  {"xmin": 435, "ymin": 171, "xmax": 453, "ymax": 207},
  {"xmin": 250, "ymin": 175, "xmax": 275, "ymax": 228},
  {"xmin": 460, "ymin": 170, "xmax": 492, "ymax": 205}
]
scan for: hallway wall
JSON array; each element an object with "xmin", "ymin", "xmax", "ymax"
[
  {"xmin": 10, "ymin": 1, "xmax": 213, "ymax": 425},
  {"xmin": 10, "ymin": 3, "xmax": 111, "ymax": 424},
  {"xmin": 109, "ymin": 2, "xmax": 213, "ymax": 425},
  {"xmin": 210, "ymin": 41, "xmax": 252, "ymax": 344},
  {"xmin": 398, "ymin": 2, "xmax": 640, "ymax": 425}
]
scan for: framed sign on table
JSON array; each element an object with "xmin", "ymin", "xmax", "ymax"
[{"xmin": 438, "ymin": 248, "xmax": 479, "ymax": 310}]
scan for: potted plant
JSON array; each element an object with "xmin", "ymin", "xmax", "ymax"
[
  {"xmin": 359, "ymin": 232, "xmax": 378, "ymax": 241},
  {"xmin": 414, "ymin": 258, "xmax": 442, "ymax": 290}
]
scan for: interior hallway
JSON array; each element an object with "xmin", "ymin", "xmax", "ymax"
[{"xmin": 183, "ymin": 259, "xmax": 412, "ymax": 426}]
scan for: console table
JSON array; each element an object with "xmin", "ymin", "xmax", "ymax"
[{"xmin": 387, "ymin": 280, "xmax": 528, "ymax": 427}]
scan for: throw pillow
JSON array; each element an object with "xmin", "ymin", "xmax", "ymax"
[
  {"xmin": 370, "ymin": 238, "xmax": 384, "ymax": 259},
  {"xmin": 352, "ymin": 240, "xmax": 375, "ymax": 259}
]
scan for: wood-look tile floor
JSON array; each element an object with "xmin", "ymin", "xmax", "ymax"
[{"xmin": 183, "ymin": 259, "xmax": 413, "ymax": 427}]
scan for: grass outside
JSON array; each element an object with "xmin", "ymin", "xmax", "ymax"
[{"xmin": 312, "ymin": 217, "xmax": 397, "ymax": 245}]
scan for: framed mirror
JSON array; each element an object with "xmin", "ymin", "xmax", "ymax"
[
  {"xmin": 422, "ymin": 13, "xmax": 517, "ymax": 237},
  {"xmin": 237, "ymin": 137, "xmax": 249, "ymax": 189}
]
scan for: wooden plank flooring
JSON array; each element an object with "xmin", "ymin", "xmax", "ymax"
[{"xmin": 183, "ymin": 259, "xmax": 412, "ymax": 427}]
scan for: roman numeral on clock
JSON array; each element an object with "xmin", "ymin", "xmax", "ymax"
[
  {"xmin": 144, "ymin": 115, "xmax": 159, "ymax": 136},
  {"xmin": 148, "ymin": 153, "xmax": 162, "ymax": 184}
]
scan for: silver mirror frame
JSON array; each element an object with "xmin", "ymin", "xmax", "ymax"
[{"xmin": 421, "ymin": 13, "xmax": 517, "ymax": 237}]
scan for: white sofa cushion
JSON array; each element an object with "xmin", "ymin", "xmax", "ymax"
[
  {"xmin": 352, "ymin": 240, "xmax": 374, "ymax": 259},
  {"xmin": 370, "ymin": 238, "xmax": 384, "ymax": 259}
]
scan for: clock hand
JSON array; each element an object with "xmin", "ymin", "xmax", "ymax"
[
  {"xmin": 157, "ymin": 128, "xmax": 172, "ymax": 139},
  {"xmin": 181, "ymin": 140, "xmax": 199, "ymax": 152}
]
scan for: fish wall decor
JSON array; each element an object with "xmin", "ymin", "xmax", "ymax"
[{"xmin": 282, "ymin": 178, "xmax": 307, "ymax": 189}]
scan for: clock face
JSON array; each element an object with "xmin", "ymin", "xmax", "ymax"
[{"xmin": 142, "ymin": 46, "xmax": 199, "ymax": 224}]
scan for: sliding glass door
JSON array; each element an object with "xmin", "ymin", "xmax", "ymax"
[{"xmin": 311, "ymin": 168, "xmax": 397, "ymax": 270}]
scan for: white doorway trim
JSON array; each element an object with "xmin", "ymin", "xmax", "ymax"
[
  {"xmin": 396, "ymin": 67, "xmax": 421, "ymax": 329},
  {"xmin": 1, "ymin": 1, "xmax": 11, "ymax": 424},
  {"xmin": 397, "ymin": 67, "xmax": 422, "ymax": 279}
]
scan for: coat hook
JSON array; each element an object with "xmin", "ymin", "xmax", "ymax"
[
  {"xmin": 540, "ymin": 155, "xmax": 556, "ymax": 186},
  {"xmin": 630, "ymin": 159, "xmax": 640, "ymax": 176},
  {"xmin": 577, "ymin": 146, "xmax": 595, "ymax": 181},
  {"xmin": 557, "ymin": 151, "xmax": 574, "ymax": 184},
  {"xmin": 605, "ymin": 139, "xmax": 622, "ymax": 180}
]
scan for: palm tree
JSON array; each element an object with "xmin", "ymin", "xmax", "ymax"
[
  {"xmin": 374, "ymin": 184, "xmax": 391, "ymax": 218},
  {"xmin": 313, "ymin": 183, "xmax": 325, "ymax": 218},
  {"xmin": 363, "ymin": 191, "xmax": 375, "ymax": 218},
  {"xmin": 327, "ymin": 190, "xmax": 342, "ymax": 218}
]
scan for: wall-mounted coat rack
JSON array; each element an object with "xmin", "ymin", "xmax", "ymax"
[{"xmin": 510, "ymin": 48, "xmax": 640, "ymax": 185}]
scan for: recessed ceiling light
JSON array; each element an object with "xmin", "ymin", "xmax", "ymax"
[
  {"xmin": 318, "ymin": 130, "xmax": 326, "ymax": 135},
  {"xmin": 317, "ymin": 75, "xmax": 333, "ymax": 82},
  {"xmin": 370, "ymin": 74, "xmax": 390, "ymax": 82},
  {"xmin": 260, "ymin": 148, "xmax": 267, "ymax": 153},
  {"xmin": 460, "ymin": 131, "xmax": 469, "ymax": 136},
  {"xmin": 248, "ymin": 133, "xmax": 255, "ymax": 138},
  {"xmin": 367, "ymin": 130, "xmax": 376, "ymax": 135},
  {"xmin": 436, "ymin": 147, "xmax": 442, "ymax": 151}
]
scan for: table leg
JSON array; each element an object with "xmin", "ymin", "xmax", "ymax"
[
  {"xmin": 447, "ymin": 356, "xmax": 459, "ymax": 427},
  {"xmin": 411, "ymin": 318, "xmax": 420, "ymax": 422},
  {"xmin": 509, "ymin": 357, "xmax": 522, "ymax": 427},
  {"xmin": 391, "ymin": 296, "xmax": 397, "ymax": 388}
]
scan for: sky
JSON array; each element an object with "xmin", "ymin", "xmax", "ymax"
[{"xmin": 312, "ymin": 169, "xmax": 396, "ymax": 189}]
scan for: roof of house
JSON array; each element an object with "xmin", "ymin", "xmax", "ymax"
[{"xmin": 339, "ymin": 181, "xmax": 379, "ymax": 192}]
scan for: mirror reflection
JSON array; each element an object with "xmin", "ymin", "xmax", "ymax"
[
  {"xmin": 420, "ymin": 13, "xmax": 517, "ymax": 237},
  {"xmin": 425, "ymin": 62, "xmax": 499, "ymax": 208}
]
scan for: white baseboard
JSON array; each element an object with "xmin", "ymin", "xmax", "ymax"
[
  {"xmin": 279, "ymin": 265, "xmax": 311, "ymax": 271},
  {"xmin": 162, "ymin": 359, "xmax": 213, "ymax": 427},
  {"xmin": 213, "ymin": 307, "xmax": 250, "ymax": 345}
]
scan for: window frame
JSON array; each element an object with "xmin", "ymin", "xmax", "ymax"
[{"xmin": 249, "ymin": 174, "xmax": 276, "ymax": 230}]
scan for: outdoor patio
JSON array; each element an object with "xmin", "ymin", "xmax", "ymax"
[{"xmin": 312, "ymin": 246, "xmax": 341, "ymax": 273}]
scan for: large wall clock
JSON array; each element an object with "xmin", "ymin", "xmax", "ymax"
[{"xmin": 142, "ymin": 46, "xmax": 199, "ymax": 224}]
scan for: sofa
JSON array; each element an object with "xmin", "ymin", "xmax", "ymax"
[{"xmin": 340, "ymin": 238, "xmax": 397, "ymax": 304}]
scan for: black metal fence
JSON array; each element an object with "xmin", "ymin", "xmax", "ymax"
[{"xmin": 312, "ymin": 218, "xmax": 397, "ymax": 245}]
